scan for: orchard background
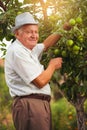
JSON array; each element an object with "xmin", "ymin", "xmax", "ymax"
[{"xmin": 0, "ymin": 0, "xmax": 87, "ymax": 130}]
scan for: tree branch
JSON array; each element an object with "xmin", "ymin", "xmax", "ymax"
[
  {"xmin": 39, "ymin": 0, "xmax": 48, "ymax": 20},
  {"xmin": 0, "ymin": 0, "xmax": 6, "ymax": 11},
  {"xmin": 5, "ymin": 0, "xmax": 10, "ymax": 6}
]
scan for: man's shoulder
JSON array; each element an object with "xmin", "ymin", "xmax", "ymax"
[{"xmin": 34, "ymin": 43, "xmax": 44, "ymax": 51}]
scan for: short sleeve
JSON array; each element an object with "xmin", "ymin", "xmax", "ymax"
[
  {"xmin": 13, "ymin": 48, "xmax": 44, "ymax": 85},
  {"xmin": 32, "ymin": 43, "xmax": 45, "ymax": 60}
]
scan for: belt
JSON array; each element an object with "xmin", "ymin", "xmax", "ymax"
[{"xmin": 14, "ymin": 94, "xmax": 51, "ymax": 102}]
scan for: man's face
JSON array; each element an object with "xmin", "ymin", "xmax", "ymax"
[{"xmin": 15, "ymin": 24, "xmax": 39, "ymax": 50}]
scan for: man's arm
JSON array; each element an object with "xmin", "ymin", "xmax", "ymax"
[
  {"xmin": 43, "ymin": 21, "xmax": 73, "ymax": 51},
  {"xmin": 32, "ymin": 57, "xmax": 63, "ymax": 88},
  {"xmin": 43, "ymin": 34, "xmax": 62, "ymax": 51}
]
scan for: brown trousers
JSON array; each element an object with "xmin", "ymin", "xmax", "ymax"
[{"xmin": 12, "ymin": 94, "xmax": 52, "ymax": 130}]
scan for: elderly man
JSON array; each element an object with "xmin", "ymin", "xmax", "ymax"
[{"xmin": 5, "ymin": 12, "xmax": 63, "ymax": 130}]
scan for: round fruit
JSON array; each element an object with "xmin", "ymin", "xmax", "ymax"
[
  {"xmin": 72, "ymin": 45, "xmax": 80, "ymax": 55},
  {"xmin": 73, "ymin": 50, "xmax": 79, "ymax": 55},
  {"xmin": 78, "ymin": 35, "xmax": 84, "ymax": 43},
  {"xmin": 66, "ymin": 39, "xmax": 74, "ymax": 46},
  {"xmin": 69, "ymin": 18, "xmax": 76, "ymax": 26},
  {"xmin": 76, "ymin": 17, "xmax": 82, "ymax": 24},
  {"xmin": 62, "ymin": 50, "xmax": 67, "ymax": 57},
  {"xmin": 73, "ymin": 45, "xmax": 80, "ymax": 51},
  {"xmin": 54, "ymin": 49, "xmax": 60, "ymax": 55}
]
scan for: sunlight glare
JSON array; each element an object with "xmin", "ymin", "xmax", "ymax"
[
  {"xmin": 43, "ymin": 0, "xmax": 47, "ymax": 3},
  {"xmin": 18, "ymin": 0, "xmax": 23, "ymax": 2}
]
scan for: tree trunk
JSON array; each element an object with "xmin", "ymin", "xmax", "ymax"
[
  {"xmin": 39, "ymin": 0, "xmax": 48, "ymax": 20},
  {"xmin": 76, "ymin": 105, "xmax": 86, "ymax": 130},
  {"xmin": 74, "ymin": 97, "xmax": 86, "ymax": 130}
]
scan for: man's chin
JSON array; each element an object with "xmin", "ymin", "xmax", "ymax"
[{"xmin": 30, "ymin": 44, "xmax": 37, "ymax": 49}]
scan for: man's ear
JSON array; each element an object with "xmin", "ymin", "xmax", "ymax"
[{"xmin": 14, "ymin": 30, "xmax": 20, "ymax": 38}]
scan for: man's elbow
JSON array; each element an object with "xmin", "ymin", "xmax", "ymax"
[{"xmin": 33, "ymin": 79, "xmax": 48, "ymax": 89}]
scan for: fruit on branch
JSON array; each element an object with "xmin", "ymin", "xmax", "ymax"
[
  {"xmin": 76, "ymin": 17, "xmax": 82, "ymax": 24},
  {"xmin": 69, "ymin": 18, "xmax": 76, "ymax": 26},
  {"xmin": 66, "ymin": 39, "xmax": 74, "ymax": 47}
]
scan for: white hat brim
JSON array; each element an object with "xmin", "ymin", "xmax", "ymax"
[{"xmin": 11, "ymin": 22, "xmax": 38, "ymax": 33}]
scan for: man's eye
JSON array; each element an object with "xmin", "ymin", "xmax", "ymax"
[
  {"xmin": 35, "ymin": 31, "xmax": 38, "ymax": 34},
  {"xmin": 26, "ymin": 31, "xmax": 30, "ymax": 34}
]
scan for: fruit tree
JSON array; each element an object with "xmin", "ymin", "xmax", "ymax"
[{"xmin": 42, "ymin": 17, "xmax": 87, "ymax": 130}]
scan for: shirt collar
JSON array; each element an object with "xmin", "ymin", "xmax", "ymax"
[{"xmin": 15, "ymin": 39, "xmax": 32, "ymax": 53}]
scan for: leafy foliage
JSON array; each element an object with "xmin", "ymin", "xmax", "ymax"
[
  {"xmin": 0, "ymin": 67, "xmax": 14, "ymax": 130},
  {"xmin": 46, "ymin": 16, "xmax": 87, "ymax": 102},
  {"xmin": 0, "ymin": 0, "xmax": 87, "ymax": 129},
  {"xmin": 51, "ymin": 98, "xmax": 77, "ymax": 130}
]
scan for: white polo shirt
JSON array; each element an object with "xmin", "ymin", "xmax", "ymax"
[{"xmin": 5, "ymin": 39, "xmax": 51, "ymax": 97}]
